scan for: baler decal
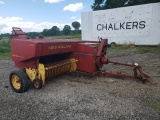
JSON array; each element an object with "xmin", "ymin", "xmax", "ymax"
[
  {"xmin": 48, "ymin": 45, "xmax": 71, "ymax": 50},
  {"xmin": 12, "ymin": 54, "xmax": 24, "ymax": 58}
]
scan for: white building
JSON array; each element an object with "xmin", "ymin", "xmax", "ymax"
[{"xmin": 81, "ymin": 3, "xmax": 160, "ymax": 45}]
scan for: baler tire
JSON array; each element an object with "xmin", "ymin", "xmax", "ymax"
[
  {"xmin": 10, "ymin": 69, "xmax": 30, "ymax": 93},
  {"xmin": 33, "ymin": 79, "xmax": 42, "ymax": 89},
  {"xmin": 110, "ymin": 42, "xmax": 116, "ymax": 47}
]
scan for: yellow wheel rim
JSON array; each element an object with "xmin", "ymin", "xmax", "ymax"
[{"xmin": 11, "ymin": 75, "xmax": 21, "ymax": 90}]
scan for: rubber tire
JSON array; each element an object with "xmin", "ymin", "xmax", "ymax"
[
  {"xmin": 110, "ymin": 42, "xmax": 116, "ymax": 47},
  {"xmin": 10, "ymin": 69, "xmax": 30, "ymax": 93},
  {"xmin": 33, "ymin": 79, "xmax": 42, "ymax": 89}
]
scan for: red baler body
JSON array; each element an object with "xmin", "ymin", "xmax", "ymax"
[{"xmin": 11, "ymin": 37, "xmax": 105, "ymax": 74}]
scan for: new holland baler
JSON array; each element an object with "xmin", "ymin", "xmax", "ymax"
[{"xmin": 9, "ymin": 27, "xmax": 149, "ymax": 93}]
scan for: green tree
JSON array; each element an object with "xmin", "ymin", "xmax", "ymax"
[
  {"xmin": 72, "ymin": 21, "xmax": 81, "ymax": 34},
  {"xmin": 0, "ymin": 33, "xmax": 10, "ymax": 37},
  {"xmin": 137, "ymin": 0, "xmax": 160, "ymax": 4},
  {"xmin": 63, "ymin": 25, "xmax": 71, "ymax": 35},
  {"xmin": 91, "ymin": 0, "xmax": 160, "ymax": 10},
  {"xmin": 91, "ymin": 0, "xmax": 104, "ymax": 10},
  {"xmin": 26, "ymin": 32, "xmax": 40, "ymax": 37},
  {"xmin": 42, "ymin": 29, "xmax": 49, "ymax": 36},
  {"xmin": 50, "ymin": 26, "xmax": 60, "ymax": 36}
]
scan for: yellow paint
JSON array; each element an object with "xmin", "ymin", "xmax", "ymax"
[
  {"xmin": 38, "ymin": 64, "xmax": 46, "ymax": 86},
  {"xmin": 26, "ymin": 68, "xmax": 37, "ymax": 81},
  {"xmin": 11, "ymin": 74, "xmax": 21, "ymax": 90},
  {"xmin": 25, "ymin": 58, "xmax": 78, "ymax": 87},
  {"xmin": 69, "ymin": 58, "xmax": 78, "ymax": 72}
]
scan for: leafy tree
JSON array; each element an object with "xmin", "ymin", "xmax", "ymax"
[
  {"xmin": 91, "ymin": 0, "xmax": 160, "ymax": 10},
  {"xmin": 137, "ymin": 0, "xmax": 160, "ymax": 4},
  {"xmin": 63, "ymin": 25, "xmax": 71, "ymax": 35},
  {"xmin": 0, "ymin": 33, "xmax": 10, "ymax": 37},
  {"xmin": 26, "ymin": 32, "xmax": 40, "ymax": 37},
  {"xmin": 42, "ymin": 29, "xmax": 49, "ymax": 36},
  {"xmin": 72, "ymin": 21, "xmax": 81, "ymax": 34},
  {"xmin": 91, "ymin": 0, "xmax": 104, "ymax": 10},
  {"xmin": 50, "ymin": 26, "xmax": 60, "ymax": 36}
]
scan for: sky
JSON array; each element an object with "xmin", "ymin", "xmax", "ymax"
[{"xmin": 0, "ymin": 0, "xmax": 93, "ymax": 33}]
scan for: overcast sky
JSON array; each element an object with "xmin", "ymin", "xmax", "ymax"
[{"xmin": 0, "ymin": 0, "xmax": 93, "ymax": 33}]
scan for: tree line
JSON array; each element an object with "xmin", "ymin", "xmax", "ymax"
[
  {"xmin": 91, "ymin": 0, "xmax": 160, "ymax": 10},
  {"xmin": 0, "ymin": 21, "xmax": 81, "ymax": 38},
  {"xmin": 41, "ymin": 21, "xmax": 81, "ymax": 36}
]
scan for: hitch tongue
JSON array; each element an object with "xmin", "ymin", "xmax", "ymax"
[{"xmin": 100, "ymin": 60, "xmax": 150, "ymax": 83}]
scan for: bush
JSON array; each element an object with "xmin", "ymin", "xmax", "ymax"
[{"xmin": 0, "ymin": 41, "xmax": 11, "ymax": 53}]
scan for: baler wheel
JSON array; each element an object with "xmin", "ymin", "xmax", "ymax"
[
  {"xmin": 10, "ymin": 70, "xmax": 30, "ymax": 93},
  {"xmin": 33, "ymin": 79, "xmax": 42, "ymax": 89},
  {"xmin": 110, "ymin": 42, "xmax": 116, "ymax": 47}
]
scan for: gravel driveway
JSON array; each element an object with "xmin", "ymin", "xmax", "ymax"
[{"xmin": 0, "ymin": 48, "xmax": 160, "ymax": 120}]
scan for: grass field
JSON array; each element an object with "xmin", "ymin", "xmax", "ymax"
[
  {"xmin": 110, "ymin": 44, "xmax": 160, "ymax": 53},
  {"xmin": 47, "ymin": 35, "xmax": 81, "ymax": 40},
  {"xmin": 0, "ymin": 38, "xmax": 11, "ymax": 60}
]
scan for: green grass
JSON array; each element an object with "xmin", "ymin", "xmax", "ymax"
[
  {"xmin": 0, "ymin": 52, "xmax": 11, "ymax": 60},
  {"xmin": 136, "ymin": 44, "xmax": 160, "ymax": 54},
  {"xmin": 110, "ymin": 43, "xmax": 160, "ymax": 54},
  {"xmin": 147, "ymin": 100, "xmax": 160, "ymax": 112},
  {"xmin": 47, "ymin": 35, "xmax": 81, "ymax": 40},
  {"xmin": 110, "ymin": 43, "xmax": 134, "ymax": 50},
  {"xmin": 0, "ymin": 38, "xmax": 11, "ymax": 60}
]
